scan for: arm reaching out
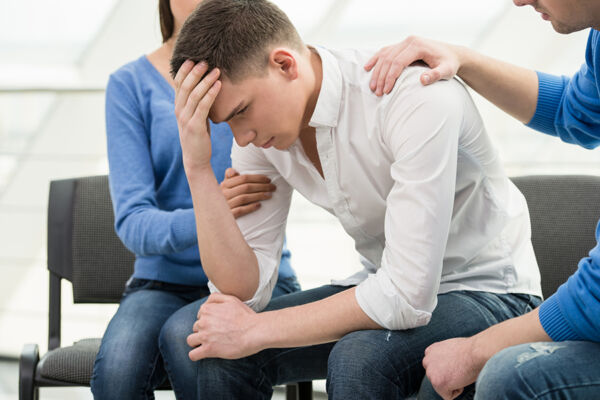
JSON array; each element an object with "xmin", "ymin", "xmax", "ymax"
[
  {"xmin": 422, "ymin": 308, "xmax": 551, "ymax": 400},
  {"xmin": 365, "ymin": 36, "xmax": 539, "ymax": 124}
]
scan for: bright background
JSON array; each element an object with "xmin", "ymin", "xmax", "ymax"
[{"xmin": 0, "ymin": 0, "xmax": 596, "ymax": 371}]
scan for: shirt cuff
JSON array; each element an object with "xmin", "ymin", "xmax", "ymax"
[
  {"xmin": 355, "ymin": 271, "xmax": 432, "ymax": 331},
  {"xmin": 538, "ymin": 293, "xmax": 582, "ymax": 341},
  {"xmin": 526, "ymin": 71, "xmax": 566, "ymax": 135}
]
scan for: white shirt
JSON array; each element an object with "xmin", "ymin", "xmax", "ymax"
[{"xmin": 222, "ymin": 46, "xmax": 542, "ymax": 331}]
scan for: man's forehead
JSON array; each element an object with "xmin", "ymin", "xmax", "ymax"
[{"xmin": 209, "ymin": 82, "xmax": 238, "ymax": 123}]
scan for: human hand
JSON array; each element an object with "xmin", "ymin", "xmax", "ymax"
[
  {"xmin": 187, "ymin": 293, "xmax": 262, "ymax": 361},
  {"xmin": 422, "ymin": 337, "xmax": 484, "ymax": 400},
  {"xmin": 364, "ymin": 36, "xmax": 462, "ymax": 96},
  {"xmin": 220, "ymin": 168, "xmax": 276, "ymax": 218},
  {"xmin": 174, "ymin": 60, "xmax": 222, "ymax": 173}
]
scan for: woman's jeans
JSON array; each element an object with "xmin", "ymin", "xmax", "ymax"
[
  {"xmin": 90, "ymin": 275, "xmax": 300, "ymax": 400},
  {"xmin": 162, "ymin": 286, "xmax": 540, "ymax": 400}
]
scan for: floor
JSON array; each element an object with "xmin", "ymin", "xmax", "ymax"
[{"xmin": 1, "ymin": 358, "xmax": 327, "ymax": 400}]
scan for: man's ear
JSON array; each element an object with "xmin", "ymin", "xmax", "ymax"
[{"xmin": 269, "ymin": 48, "xmax": 298, "ymax": 80}]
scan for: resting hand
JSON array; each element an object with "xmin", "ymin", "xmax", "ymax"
[
  {"xmin": 187, "ymin": 293, "xmax": 262, "ymax": 361},
  {"xmin": 364, "ymin": 36, "xmax": 462, "ymax": 96},
  {"xmin": 220, "ymin": 168, "xmax": 276, "ymax": 218},
  {"xmin": 422, "ymin": 337, "xmax": 484, "ymax": 400},
  {"xmin": 174, "ymin": 60, "xmax": 222, "ymax": 173}
]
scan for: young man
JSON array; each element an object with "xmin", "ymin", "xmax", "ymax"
[
  {"xmin": 366, "ymin": 0, "xmax": 600, "ymax": 399},
  {"xmin": 168, "ymin": 0, "xmax": 541, "ymax": 398}
]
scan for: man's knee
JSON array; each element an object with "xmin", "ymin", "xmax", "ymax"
[
  {"xmin": 476, "ymin": 343, "xmax": 542, "ymax": 400},
  {"xmin": 327, "ymin": 330, "xmax": 406, "ymax": 397}
]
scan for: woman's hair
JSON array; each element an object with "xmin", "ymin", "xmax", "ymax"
[{"xmin": 159, "ymin": 0, "xmax": 175, "ymax": 43}]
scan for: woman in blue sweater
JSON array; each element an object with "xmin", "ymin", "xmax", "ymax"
[
  {"xmin": 90, "ymin": 1, "xmax": 299, "ymax": 399},
  {"xmin": 366, "ymin": 0, "xmax": 600, "ymax": 399}
]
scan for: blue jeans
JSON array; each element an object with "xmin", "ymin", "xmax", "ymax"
[
  {"xmin": 180, "ymin": 286, "xmax": 540, "ymax": 400},
  {"xmin": 474, "ymin": 341, "xmax": 600, "ymax": 399},
  {"xmin": 90, "ymin": 275, "xmax": 300, "ymax": 400}
]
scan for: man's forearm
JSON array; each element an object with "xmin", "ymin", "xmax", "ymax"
[
  {"xmin": 187, "ymin": 167, "xmax": 259, "ymax": 300},
  {"xmin": 471, "ymin": 308, "xmax": 551, "ymax": 365},
  {"xmin": 250, "ymin": 287, "xmax": 381, "ymax": 350},
  {"xmin": 457, "ymin": 46, "xmax": 539, "ymax": 124}
]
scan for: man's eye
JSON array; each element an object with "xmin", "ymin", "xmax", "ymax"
[{"xmin": 238, "ymin": 105, "xmax": 249, "ymax": 115}]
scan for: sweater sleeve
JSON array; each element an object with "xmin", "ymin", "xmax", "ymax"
[
  {"xmin": 538, "ymin": 220, "xmax": 600, "ymax": 342},
  {"xmin": 105, "ymin": 73, "xmax": 197, "ymax": 256},
  {"xmin": 527, "ymin": 31, "xmax": 600, "ymax": 149}
]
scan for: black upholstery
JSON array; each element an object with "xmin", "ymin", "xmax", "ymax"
[
  {"xmin": 511, "ymin": 175, "xmax": 600, "ymax": 298},
  {"xmin": 18, "ymin": 175, "xmax": 311, "ymax": 399}
]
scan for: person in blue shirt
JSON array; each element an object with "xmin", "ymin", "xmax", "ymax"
[
  {"xmin": 366, "ymin": 0, "xmax": 600, "ymax": 399},
  {"xmin": 89, "ymin": 1, "xmax": 300, "ymax": 399}
]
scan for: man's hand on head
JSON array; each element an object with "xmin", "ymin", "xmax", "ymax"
[
  {"xmin": 187, "ymin": 293, "xmax": 263, "ymax": 361},
  {"xmin": 174, "ymin": 60, "xmax": 222, "ymax": 174}
]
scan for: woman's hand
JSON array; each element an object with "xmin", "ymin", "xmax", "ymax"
[{"xmin": 220, "ymin": 168, "xmax": 276, "ymax": 218}]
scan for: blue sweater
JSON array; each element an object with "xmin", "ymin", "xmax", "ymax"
[
  {"xmin": 529, "ymin": 29, "xmax": 600, "ymax": 342},
  {"xmin": 105, "ymin": 55, "xmax": 294, "ymax": 286}
]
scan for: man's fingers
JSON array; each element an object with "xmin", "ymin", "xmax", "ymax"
[
  {"xmin": 175, "ymin": 62, "xmax": 208, "ymax": 114},
  {"xmin": 186, "ymin": 79, "xmax": 221, "ymax": 133},
  {"xmin": 173, "ymin": 60, "xmax": 195, "ymax": 91},
  {"xmin": 188, "ymin": 345, "xmax": 210, "ymax": 361}
]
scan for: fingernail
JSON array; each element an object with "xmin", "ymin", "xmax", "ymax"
[{"xmin": 423, "ymin": 74, "xmax": 430, "ymax": 84}]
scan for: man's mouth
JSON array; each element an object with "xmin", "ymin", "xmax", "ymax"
[{"xmin": 261, "ymin": 137, "xmax": 275, "ymax": 149}]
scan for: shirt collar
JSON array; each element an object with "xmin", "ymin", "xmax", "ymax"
[{"xmin": 309, "ymin": 46, "xmax": 343, "ymax": 129}]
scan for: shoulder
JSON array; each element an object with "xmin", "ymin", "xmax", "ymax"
[{"xmin": 107, "ymin": 56, "xmax": 151, "ymax": 92}]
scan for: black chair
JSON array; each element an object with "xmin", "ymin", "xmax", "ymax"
[
  {"xmin": 511, "ymin": 175, "xmax": 600, "ymax": 298},
  {"xmin": 18, "ymin": 175, "xmax": 312, "ymax": 400}
]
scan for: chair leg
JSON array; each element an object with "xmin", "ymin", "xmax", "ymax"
[
  {"xmin": 19, "ymin": 343, "xmax": 39, "ymax": 400},
  {"xmin": 285, "ymin": 381, "xmax": 313, "ymax": 400},
  {"xmin": 297, "ymin": 381, "xmax": 313, "ymax": 400}
]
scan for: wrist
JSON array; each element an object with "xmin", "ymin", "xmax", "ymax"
[
  {"xmin": 469, "ymin": 334, "xmax": 493, "ymax": 372},
  {"xmin": 247, "ymin": 311, "xmax": 273, "ymax": 352},
  {"xmin": 454, "ymin": 44, "xmax": 473, "ymax": 80}
]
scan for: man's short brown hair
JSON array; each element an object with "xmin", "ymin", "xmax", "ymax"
[{"xmin": 170, "ymin": 0, "xmax": 304, "ymax": 81}]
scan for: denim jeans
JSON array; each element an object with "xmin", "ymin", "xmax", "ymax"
[
  {"xmin": 181, "ymin": 286, "xmax": 539, "ymax": 400},
  {"xmin": 474, "ymin": 341, "xmax": 600, "ymax": 400},
  {"xmin": 90, "ymin": 275, "xmax": 300, "ymax": 400}
]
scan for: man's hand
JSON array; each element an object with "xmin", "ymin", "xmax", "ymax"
[
  {"xmin": 174, "ymin": 60, "xmax": 222, "ymax": 173},
  {"xmin": 364, "ymin": 36, "xmax": 463, "ymax": 96},
  {"xmin": 422, "ymin": 337, "xmax": 484, "ymax": 400},
  {"xmin": 220, "ymin": 168, "xmax": 276, "ymax": 218},
  {"xmin": 187, "ymin": 293, "xmax": 263, "ymax": 361}
]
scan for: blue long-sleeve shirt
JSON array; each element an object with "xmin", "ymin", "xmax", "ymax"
[
  {"xmin": 106, "ymin": 55, "xmax": 294, "ymax": 286},
  {"xmin": 528, "ymin": 29, "xmax": 600, "ymax": 342}
]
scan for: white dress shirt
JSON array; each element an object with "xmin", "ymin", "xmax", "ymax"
[{"xmin": 220, "ymin": 46, "xmax": 542, "ymax": 331}]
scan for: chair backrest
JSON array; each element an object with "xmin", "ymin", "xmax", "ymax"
[
  {"xmin": 511, "ymin": 175, "xmax": 600, "ymax": 298},
  {"xmin": 47, "ymin": 175, "xmax": 134, "ymax": 303}
]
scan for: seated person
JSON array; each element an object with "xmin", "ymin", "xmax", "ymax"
[
  {"xmin": 90, "ymin": 1, "xmax": 300, "ymax": 399},
  {"xmin": 162, "ymin": 0, "xmax": 543, "ymax": 398}
]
